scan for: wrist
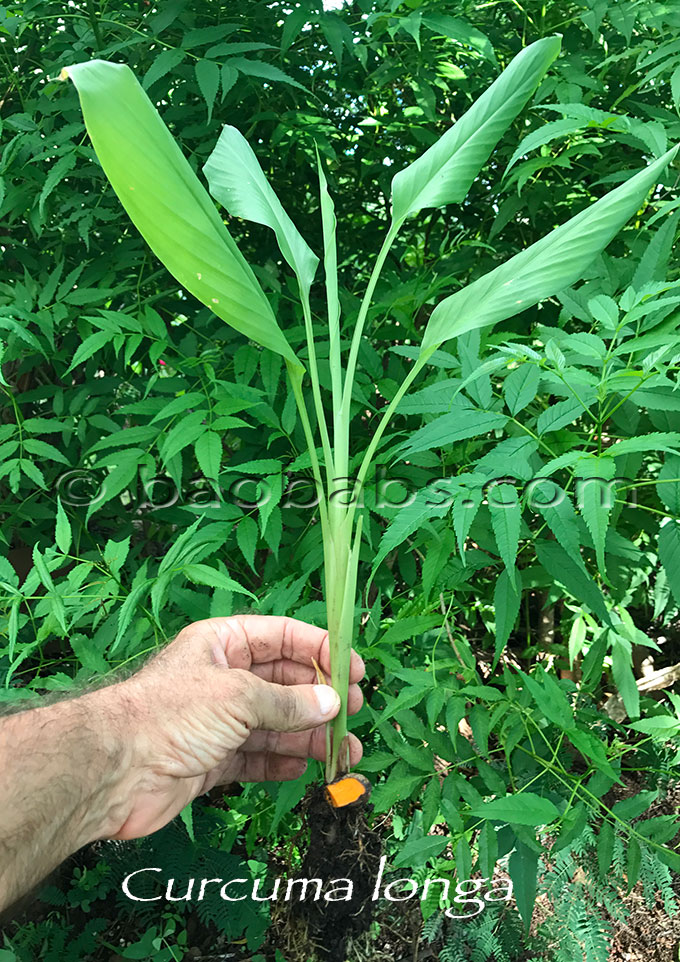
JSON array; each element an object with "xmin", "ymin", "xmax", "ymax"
[{"xmin": 73, "ymin": 680, "xmax": 147, "ymax": 844}]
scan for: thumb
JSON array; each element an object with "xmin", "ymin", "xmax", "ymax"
[{"xmin": 243, "ymin": 677, "xmax": 341, "ymax": 732}]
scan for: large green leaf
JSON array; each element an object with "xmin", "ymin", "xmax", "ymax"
[
  {"xmin": 61, "ymin": 60, "xmax": 302, "ymax": 369},
  {"xmin": 390, "ymin": 37, "xmax": 561, "ymax": 224},
  {"xmin": 203, "ymin": 124, "xmax": 318, "ymax": 297},
  {"xmin": 420, "ymin": 145, "xmax": 679, "ymax": 354}
]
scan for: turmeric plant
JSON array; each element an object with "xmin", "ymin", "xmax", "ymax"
[{"xmin": 61, "ymin": 40, "xmax": 678, "ymax": 783}]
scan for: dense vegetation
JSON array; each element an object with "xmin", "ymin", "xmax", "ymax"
[{"xmin": 3, "ymin": 0, "xmax": 680, "ymax": 959}]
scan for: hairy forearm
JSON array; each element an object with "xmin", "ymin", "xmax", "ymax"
[{"xmin": 0, "ymin": 682, "xmax": 139, "ymax": 913}]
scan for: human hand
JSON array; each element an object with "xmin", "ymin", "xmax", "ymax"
[{"xmin": 104, "ymin": 615, "xmax": 365, "ymax": 840}]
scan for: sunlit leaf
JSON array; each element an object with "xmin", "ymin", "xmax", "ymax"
[{"xmin": 61, "ymin": 60, "xmax": 302, "ymax": 369}]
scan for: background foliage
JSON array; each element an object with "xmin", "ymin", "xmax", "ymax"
[{"xmin": 3, "ymin": 0, "xmax": 680, "ymax": 959}]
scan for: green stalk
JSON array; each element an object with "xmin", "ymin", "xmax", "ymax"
[
  {"xmin": 299, "ymin": 289, "xmax": 336, "ymax": 488},
  {"xmin": 335, "ymin": 221, "xmax": 401, "ymax": 489},
  {"xmin": 286, "ymin": 361, "xmax": 330, "ymax": 539}
]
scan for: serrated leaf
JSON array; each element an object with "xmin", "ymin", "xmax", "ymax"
[
  {"xmin": 55, "ymin": 497, "xmax": 71, "ymax": 554},
  {"xmin": 520, "ymin": 667, "xmax": 574, "ymax": 730},
  {"xmin": 142, "ymin": 49, "xmax": 186, "ymax": 90},
  {"xmin": 160, "ymin": 411, "xmax": 207, "ymax": 465},
  {"xmin": 532, "ymin": 485, "xmax": 584, "ymax": 569},
  {"xmin": 508, "ymin": 839, "xmax": 538, "ymax": 931},
  {"xmin": 493, "ymin": 567, "xmax": 521, "ymax": 667},
  {"xmin": 195, "ymin": 430, "xmax": 222, "ymax": 480},
  {"xmin": 369, "ymin": 486, "xmax": 451, "ymax": 578},
  {"xmin": 609, "ymin": 432, "xmax": 680, "ymax": 457},
  {"xmin": 195, "ymin": 60, "xmax": 220, "ymax": 122},
  {"xmin": 472, "ymin": 792, "xmax": 559, "ymax": 825},
  {"xmin": 392, "ymin": 834, "xmax": 449, "ymax": 868},
  {"xmin": 610, "ymin": 633, "xmax": 639, "ymax": 719},
  {"xmin": 183, "ymin": 563, "xmax": 257, "ymax": 599},
  {"xmin": 229, "ymin": 57, "xmax": 308, "ymax": 91},
  {"xmin": 535, "ymin": 540, "xmax": 610, "ymax": 624},
  {"xmin": 489, "ymin": 483, "xmax": 521, "ymax": 580},
  {"xmin": 658, "ymin": 520, "xmax": 680, "ymax": 607},
  {"xmin": 66, "ymin": 329, "xmax": 114, "ymax": 372},
  {"xmin": 236, "ymin": 515, "xmax": 259, "ymax": 571},
  {"xmin": 597, "ymin": 820, "xmax": 615, "ymax": 877},
  {"xmin": 23, "ymin": 438, "xmax": 70, "ymax": 465},
  {"xmin": 575, "ymin": 455, "xmax": 616, "ymax": 578},
  {"xmin": 503, "ymin": 363, "xmax": 540, "ymax": 414},
  {"xmin": 397, "ymin": 409, "xmax": 508, "ymax": 457}
]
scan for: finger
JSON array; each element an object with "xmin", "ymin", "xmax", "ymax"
[
  {"xmin": 242, "ymin": 730, "xmax": 363, "ymax": 765},
  {"xmin": 250, "ymin": 655, "xmax": 365, "ymax": 687},
  {"xmin": 251, "ymin": 680, "xmax": 361, "ymax": 717},
  {"xmin": 236, "ymin": 673, "xmax": 341, "ymax": 732},
  {"xmin": 226, "ymin": 752, "xmax": 309, "ymax": 784},
  {"xmin": 189, "ymin": 615, "xmax": 365, "ymax": 680}
]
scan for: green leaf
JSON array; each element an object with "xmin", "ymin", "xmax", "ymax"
[
  {"xmin": 610, "ymin": 432, "xmax": 680, "ymax": 457},
  {"xmin": 626, "ymin": 838, "xmax": 641, "ymax": 892},
  {"xmin": 471, "ymin": 792, "xmax": 559, "ymax": 825},
  {"xmin": 420, "ymin": 146, "xmax": 679, "ymax": 354},
  {"xmin": 195, "ymin": 430, "xmax": 222, "ymax": 480},
  {"xmin": 104, "ymin": 536, "xmax": 130, "ymax": 574},
  {"xmin": 507, "ymin": 840, "xmax": 538, "ymax": 930},
  {"xmin": 195, "ymin": 60, "xmax": 220, "ymax": 122},
  {"xmin": 611, "ymin": 789, "xmax": 658, "ymax": 820},
  {"xmin": 532, "ymin": 486, "xmax": 584, "ymax": 570},
  {"xmin": 150, "ymin": 392, "xmax": 206, "ymax": 423},
  {"xmin": 597, "ymin": 820, "xmax": 615, "ymax": 877},
  {"xmin": 575, "ymin": 454, "xmax": 616, "ymax": 578},
  {"xmin": 390, "ymin": 37, "xmax": 560, "ymax": 223},
  {"xmin": 66, "ymin": 329, "xmax": 114, "ymax": 372},
  {"xmin": 422, "ymin": 14, "xmax": 496, "ymax": 63},
  {"xmin": 505, "ymin": 118, "xmax": 584, "ymax": 175},
  {"xmin": 61, "ymin": 60, "xmax": 302, "ymax": 370},
  {"xmin": 610, "ymin": 633, "xmax": 639, "ymax": 720},
  {"xmin": 658, "ymin": 520, "xmax": 680, "ymax": 607},
  {"xmin": 656, "ymin": 453, "xmax": 680, "ymax": 514},
  {"xmin": 369, "ymin": 486, "xmax": 451, "ymax": 578},
  {"xmin": 160, "ymin": 411, "xmax": 207, "ymax": 465},
  {"xmin": 228, "ymin": 57, "xmax": 308, "ymax": 92},
  {"xmin": 236, "ymin": 515, "xmax": 259, "ymax": 571},
  {"xmin": 520, "ymin": 667, "xmax": 574, "ymax": 731},
  {"xmin": 628, "ymin": 715, "xmax": 680, "ymax": 735},
  {"xmin": 397, "ymin": 409, "xmax": 507, "ymax": 457},
  {"xmin": 503, "ymin": 363, "xmax": 540, "ymax": 414},
  {"xmin": 179, "ymin": 801, "xmax": 195, "ymax": 842},
  {"xmin": 142, "ymin": 48, "xmax": 185, "ymax": 90},
  {"xmin": 183, "ymin": 563, "xmax": 256, "ymax": 599},
  {"xmin": 316, "ymin": 145, "xmax": 341, "ymax": 414},
  {"xmin": 203, "ymin": 125, "xmax": 318, "ymax": 297},
  {"xmin": 568, "ymin": 615, "xmax": 587, "ymax": 669},
  {"xmin": 55, "ymin": 497, "xmax": 71, "ymax": 554},
  {"xmin": 493, "ymin": 567, "xmax": 521, "ymax": 667},
  {"xmin": 535, "ymin": 540, "xmax": 611, "ymax": 625},
  {"xmin": 23, "ymin": 438, "xmax": 70, "ymax": 465},
  {"xmin": 489, "ymin": 483, "xmax": 521, "ymax": 580},
  {"xmin": 567, "ymin": 728, "xmax": 620, "ymax": 781},
  {"xmin": 421, "ymin": 776, "xmax": 441, "ymax": 834},
  {"xmin": 392, "ymin": 834, "xmax": 449, "ymax": 868}
]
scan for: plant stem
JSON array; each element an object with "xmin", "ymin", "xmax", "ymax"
[
  {"xmin": 300, "ymin": 290, "xmax": 335, "ymax": 487},
  {"xmin": 336, "ymin": 220, "xmax": 401, "ymax": 487}
]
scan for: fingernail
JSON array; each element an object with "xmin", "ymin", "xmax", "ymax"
[{"xmin": 315, "ymin": 685, "xmax": 340, "ymax": 716}]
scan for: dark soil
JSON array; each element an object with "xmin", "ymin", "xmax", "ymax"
[{"xmin": 277, "ymin": 784, "xmax": 383, "ymax": 962}]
